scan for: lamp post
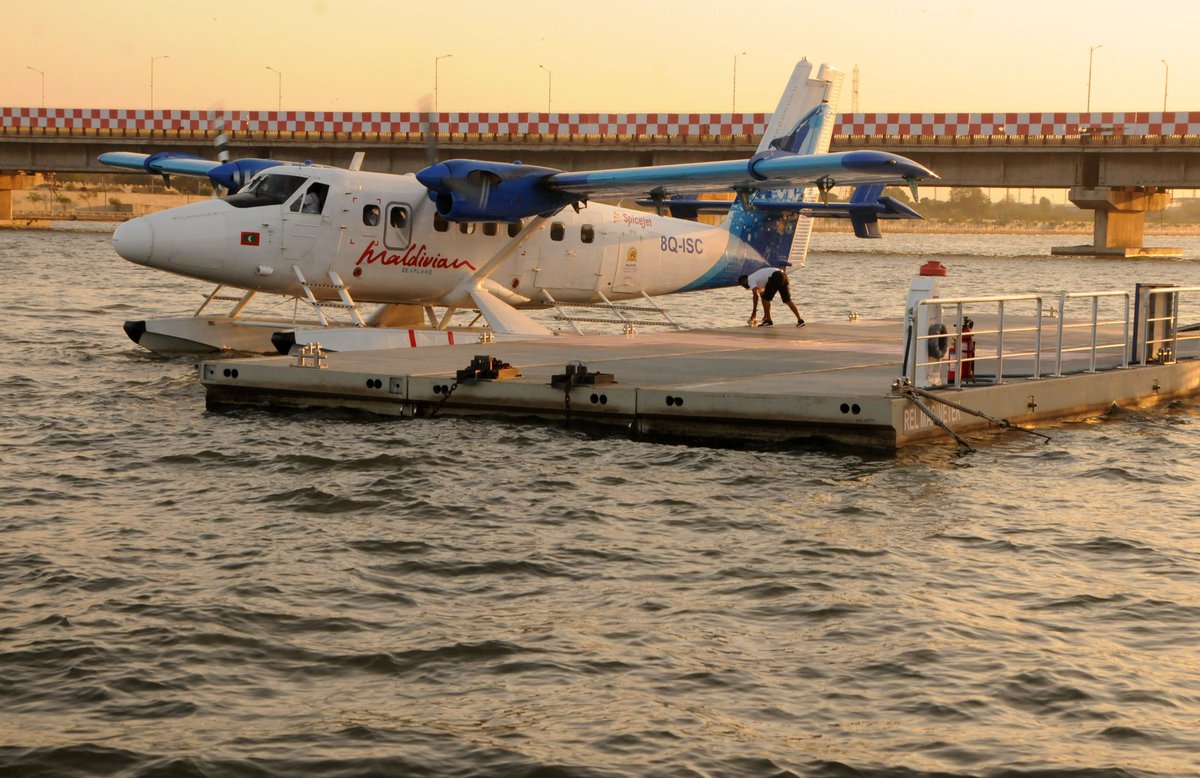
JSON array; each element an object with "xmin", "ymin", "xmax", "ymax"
[
  {"xmin": 1086, "ymin": 44, "xmax": 1102, "ymax": 113},
  {"xmin": 25, "ymin": 66, "xmax": 44, "ymax": 109},
  {"xmin": 150, "ymin": 54, "xmax": 169, "ymax": 111},
  {"xmin": 732, "ymin": 51, "xmax": 747, "ymax": 114},
  {"xmin": 537, "ymin": 64, "xmax": 552, "ymax": 114},
  {"xmin": 434, "ymin": 53, "xmax": 452, "ymax": 114},
  {"xmin": 1161, "ymin": 59, "xmax": 1169, "ymax": 112},
  {"xmin": 266, "ymin": 66, "xmax": 282, "ymax": 112}
]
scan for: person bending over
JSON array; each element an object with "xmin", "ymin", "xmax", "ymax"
[{"xmin": 738, "ymin": 267, "xmax": 805, "ymax": 327}]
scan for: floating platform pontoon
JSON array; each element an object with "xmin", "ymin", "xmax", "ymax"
[{"xmin": 200, "ymin": 284, "xmax": 1200, "ymax": 450}]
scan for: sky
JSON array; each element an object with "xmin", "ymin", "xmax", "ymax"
[{"xmin": 3, "ymin": 0, "xmax": 1196, "ymax": 114}]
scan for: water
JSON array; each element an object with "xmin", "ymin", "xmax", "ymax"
[{"xmin": 3, "ymin": 225, "xmax": 1200, "ymax": 777}]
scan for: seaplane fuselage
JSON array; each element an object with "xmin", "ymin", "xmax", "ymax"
[{"xmin": 113, "ymin": 165, "xmax": 742, "ymax": 311}]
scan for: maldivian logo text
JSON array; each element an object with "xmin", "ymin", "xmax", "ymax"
[{"xmin": 355, "ymin": 241, "xmax": 476, "ymax": 271}]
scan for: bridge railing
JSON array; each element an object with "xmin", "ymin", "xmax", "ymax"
[{"xmin": 4, "ymin": 109, "xmax": 1199, "ymax": 140}]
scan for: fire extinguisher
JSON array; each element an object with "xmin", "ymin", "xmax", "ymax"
[{"xmin": 948, "ymin": 316, "xmax": 975, "ymax": 384}]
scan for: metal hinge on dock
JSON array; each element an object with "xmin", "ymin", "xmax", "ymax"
[
  {"xmin": 543, "ymin": 290, "xmax": 683, "ymax": 335},
  {"xmin": 550, "ymin": 362, "xmax": 615, "ymax": 390},
  {"xmin": 456, "ymin": 355, "xmax": 521, "ymax": 383}
]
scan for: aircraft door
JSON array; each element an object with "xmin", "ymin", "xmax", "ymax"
[
  {"xmin": 612, "ymin": 232, "xmax": 643, "ymax": 295},
  {"xmin": 281, "ymin": 181, "xmax": 331, "ymax": 270}
]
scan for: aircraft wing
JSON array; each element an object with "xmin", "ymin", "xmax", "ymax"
[
  {"xmin": 414, "ymin": 150, "xmax": 935, "ymax": 223},
  {"xmin": 99, "ymin": 151, "xmax": 221, "ymax": 177},
  {"xmin": 98, "ymin": 151, "xmax": 286, "ymax": 193},
  {"xmin": 545, "ymin": 150, "xmax": 934, "ymax": 199}
]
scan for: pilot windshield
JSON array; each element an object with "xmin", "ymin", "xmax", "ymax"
[
  {"xmin": 291, "ymin": 182, "xmax": 329, "ymax": 215},
  {"xmin": 222, "ymin": 173, "xmax": 307, "ymax": 208}
]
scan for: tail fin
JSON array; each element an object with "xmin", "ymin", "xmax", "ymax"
[{"xmin": 723, "ymin": 60, "xmax": 844, "ymax": 269}]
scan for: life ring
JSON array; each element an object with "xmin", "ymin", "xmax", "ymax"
[{"xmin": 927, "ymin": 323, "xmax": 949, "ymax": 359}]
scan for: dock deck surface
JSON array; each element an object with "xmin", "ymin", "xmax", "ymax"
[{"xmin": 201, "ymin": 318, "xmax": 1200, "ymax": 450}]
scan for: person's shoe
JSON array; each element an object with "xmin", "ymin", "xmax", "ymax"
[
  {"xmin": 796, "ymin": 319, "xmax": 805, "ymax": 328},
  {"xmin": 760, "ymin": 319, "xmax": 773, "ymax": 327}
]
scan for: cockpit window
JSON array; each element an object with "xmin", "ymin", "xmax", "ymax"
[
  {"xmin": 290, "ymin": 182, "xmax": 329, "ymax": 214},
  {"xmin": 222, "ymin": 173, "xmax": 307, "ymax": 208}
]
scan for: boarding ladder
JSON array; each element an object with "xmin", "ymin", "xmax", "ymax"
[
  {"xmin": 543, "ymin": 290, "xmax": 684, "ymax": 335},
  {"xmin": 293, "ymin": 267, "xmax": 366, "ymax": 327}
]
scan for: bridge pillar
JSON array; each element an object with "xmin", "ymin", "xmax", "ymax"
[
  {"xmin": 1051, "ymin": 186, "xmax": 1181, "ymax": 258},
  {"xmin": 0, "ymin": 172, "xmax": 41, "ymax": 223}
]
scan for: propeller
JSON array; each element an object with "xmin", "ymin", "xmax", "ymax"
[
  {"xmin": 417, "ymin": 94, "xmax": 437, "ymax": 166},
  {"xmin": 211, "ymin": 104, "xmax": 231, "ymax": 197},
  {"xmin": 435, "ymin": 168, "xmax": 500, "ymax": 211}
]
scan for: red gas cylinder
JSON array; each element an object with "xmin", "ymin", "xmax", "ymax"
[{"xmin": 919, "ymin": 260, "xmax": 948, "ymax": 277}]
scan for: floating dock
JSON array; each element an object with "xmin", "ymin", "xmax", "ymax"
[{"xmin": 200, "ymin": 300, "xmax": 1200, "ymax": 450}]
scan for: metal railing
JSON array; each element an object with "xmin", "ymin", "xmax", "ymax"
[
  {"xmin": 908, "ymin": 286, "xmax": 1200, "ymax": 389},
  {"xmin": 1141, "ymin": 285, "xmax": 1200, "ymax": 365},
  {"xmin": 1053, "ymin": 291, "xmax": 1131, "ymax": 375}
]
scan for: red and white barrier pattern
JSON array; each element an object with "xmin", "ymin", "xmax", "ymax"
[{"xmin": 3, "ymin": 108, "xmax": 1199, "ymax": 136}]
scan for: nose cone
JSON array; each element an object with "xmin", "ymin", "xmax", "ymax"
[{"xmin": 113, "ymin": 217, "xmax": 154, "ymax": 265}]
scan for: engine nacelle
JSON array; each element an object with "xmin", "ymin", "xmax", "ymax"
[
  {"xmin": 416, "ymin": 160, "xmax": 577, "ymax": 222},
  {"xmin": 208, "ymin": 159, "xmax": 285, "ymax": 194}
]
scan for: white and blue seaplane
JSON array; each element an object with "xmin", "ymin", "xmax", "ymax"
[{"xmin": 100, "ymin": 59, "xmax": 935, "ymax": 356}]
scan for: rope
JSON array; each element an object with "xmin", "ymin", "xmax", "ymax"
[
  {"xmin": 906, "ymin": 384, "xmax": 1052, "ymax": 443},
  {"xmin": 901, "ymin": 388, "xmax": 976, "ymax": 453}
]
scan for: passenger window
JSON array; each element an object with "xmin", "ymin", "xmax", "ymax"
[
  {"xmin": 508, "ymin": 220, "xmax": 523, "ymax": 238},
  {"xmin": 581, "ymin": 224, "xmax": 595, "ymax": 243},
  {"xmin": 459, "ymin": 222, "xmax": 475, "ymax": 235},
  {"xmin": 550, "ymin": 222, "xmax": 565, "ymax": 241},
  {"xmin": 383, "ymin": 204, "xmax": 412, "ymax": 250},
  {"xmin": 434, "ymin": 213, "xmax": 449, "ymax": 232},
  {"xmin": 483, "ymin": 222, "xmax": 498, "ymax": 236},
  {"xmin": 363, "ymin": 205, "xmax": 380, "ymax": 226}
]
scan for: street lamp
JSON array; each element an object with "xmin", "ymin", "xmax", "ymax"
[
  {"xmin": 732, "ymin": 51, "xmax": 747, "ymax": 114},
  {"xmin": 25, "ymin": 66, "xmax": 44, "ymax": 109},
  {"xmin": 1086, "ymin": 44, "xmax": 1102, "ymax": 113},
  {"xmin": 266, "ymin": 66, "xmax": 282, "ymax": 112},
  {"xmin": 1161, "ymin": 59, "xmax": 1169, "ymax": 113},
  {"xmin": 538, "ymin": 64, "xmax": 552, "ymax": 114},
  {"xmin": 150, "ymin": 54, "xmax": 169, "ymax": 111},
  {"xmin": 434, "ymin": 53, "xmax": 452, "ymax": 114}
]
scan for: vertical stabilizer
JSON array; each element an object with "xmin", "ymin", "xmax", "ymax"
[
  {"xmin": 724, "ymin": 60, "xmax": 844, "ymax": 270},
  {"xmin": 757, "ymin": 61, "xmax": 843, "ymax": 156}
]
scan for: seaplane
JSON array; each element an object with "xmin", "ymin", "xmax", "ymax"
[{"xmin": 100, "ymin": 59, "xmax": 935, "ymax": 356}]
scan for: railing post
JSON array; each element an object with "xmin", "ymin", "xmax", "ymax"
[
  {"xmin": 1170, "ymin": 289, "xmax": 1180, "ymax": 365},
  {"xmin": 952, "ymin": 302, "xmax": 964, "ymax": 389},
  {"xmin": 1034, "ymin": 296, "xmax": 1043, "ymax": 379},
  {"xmin": 1089, "ymin": 295, "xmax": 1100, "ymax": 373},
  {"xmin": 1054, "ymin": 291, "xmax": 1066, "ymax": 377},
  {"xmin": 1121, "ymin": 293, "xmax": 1131, "ymax": 368},
  {"xmin": 996, "ymin": 300, "xmax": 1006, "ymax": 384}
]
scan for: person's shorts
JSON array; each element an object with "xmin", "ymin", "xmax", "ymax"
[{"xmin": 762, "ymin": 270, "xmax": 791, "ymax": 304}]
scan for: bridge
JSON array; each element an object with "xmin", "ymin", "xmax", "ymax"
[{"xmin": 4, "ymin": 107, "xmax": 1200, "ymax": 255}]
